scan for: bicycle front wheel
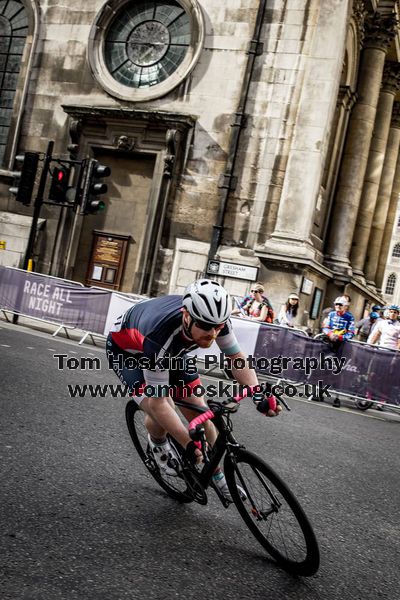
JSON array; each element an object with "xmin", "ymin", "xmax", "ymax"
[
  {"xmin": 125, "ymin": 401, "xmax": 193, "ymax": 503},
  {"xmin": 224, "ymin": 449, "xmax": 320, "ymax": 576}
]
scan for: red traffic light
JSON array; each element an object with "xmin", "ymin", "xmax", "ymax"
[{"xmin": 49, "ymin": 165, "xmax": 70, "ymax": 203}]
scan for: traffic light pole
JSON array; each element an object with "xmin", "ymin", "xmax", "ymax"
[
  {"xmin": 22, "ymin": 140, "xmax": 54, "ymax": 270},
  {"xmin": 13, "ymin": 140, "xmax": 54, "ymax": 324}
]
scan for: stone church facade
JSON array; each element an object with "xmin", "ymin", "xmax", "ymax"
[{"xmin": 1, "ymin": 0, "xmax": 400, "ymax": 330}]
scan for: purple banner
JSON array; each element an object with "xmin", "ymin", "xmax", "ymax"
[
  {"xmin": 0, "ymin": 267, "xmax": 111, "ymax": 334},
  {"xmin": 254, "ymin": 324, "xmax": 400, "ymax": 404}
]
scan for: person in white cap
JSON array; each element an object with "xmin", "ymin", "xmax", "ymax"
[
  {"xmin": 277, "ymin": 293, "xmax": 300, "ymax": 327},
  {"xmin": 322, "ymin": 296, "xmax": 355, "ymax": 342}
]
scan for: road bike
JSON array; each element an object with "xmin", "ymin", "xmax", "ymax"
[{"xmin": 125, "ymin": 394, "xmax": 320, "ymax": 577}]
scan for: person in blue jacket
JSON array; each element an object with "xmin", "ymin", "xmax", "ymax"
[{"xmin": 322, "ymin": 296, "xmax": 355, "ymax": 342}]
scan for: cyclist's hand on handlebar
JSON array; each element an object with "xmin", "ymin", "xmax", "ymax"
[{"xmin": 253, "ymin": 393, "xmax": 282, "ymax": 417}]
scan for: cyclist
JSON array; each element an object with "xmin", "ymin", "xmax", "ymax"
[
  {"xmin": 107, "ymin": 278, "xmax": 281, "ymax": 500},
  {"xmin": 322, "ymin": 296, "xmax": 355, "ymax": 342}
]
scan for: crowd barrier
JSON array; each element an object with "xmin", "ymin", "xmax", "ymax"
[
  {"xmin": 0, "ymin": 266, "xmax": 147, "ymax": 344},
  {"xmin": 0, "ymin": 266, "xmax": 398, "ymax": 409},
  {"xmin": 193, "ymin": 318, "xmax": 400, "ymax": 410}
]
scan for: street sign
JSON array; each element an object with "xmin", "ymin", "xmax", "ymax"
[
  {"xmin": 207, "ymin": 259, "xmax": 259, "ymax": 281},
  {"xmin": 0, "ymin": 240, "xmax": 6, "ymax": 250}
]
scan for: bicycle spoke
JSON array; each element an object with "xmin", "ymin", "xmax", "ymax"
[
  {"xmin": 246, "ymin": 467, "xmax": 305, "ymax": 558},
  {"xmin": 225, "ymin": 450, "xmax": 320, "ymax": 575}
]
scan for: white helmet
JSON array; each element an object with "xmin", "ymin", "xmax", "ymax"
[{"xmin": 182, "ymin": 279, "xmax": 231, "ymax": 324}]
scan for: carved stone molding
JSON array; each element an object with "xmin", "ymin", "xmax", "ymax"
[
  {"xmin": 114, "ymin": 135, "xmax": 135, "ymax": 151},
  {"xmin": 391, "ymin": 101, "xmax": 400, "ymax": 129},
  {"xmin": 68, "ymin": 119, "xmax": 82, "ymax": 158},
  {"xmin": 363, "ymin": 11, "xmax": 399, "ymax": 51},
  {"xmin": 337, "ymin": 85, "xmax": 358, "ymax": 111},
  {"xmin": 164, "ymin": 129, "xmax": 178, "ymax": 177},
  {"xmin": 352, "ymin": 0, "xmax": 367, "ymax": 48},
  {"xmin": 381, "ymin": 61, "xmax": 400, "ymax": 93}
]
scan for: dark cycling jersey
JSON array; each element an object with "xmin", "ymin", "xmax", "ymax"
[{"xmin": 108, "ymin": 295, "xmax": 240, "ymax": 390}]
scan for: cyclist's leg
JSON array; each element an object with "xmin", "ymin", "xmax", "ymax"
[
  {"xmin": 171, "ymin": 368, "xmax": 218, "ymax": 446},
  {"xmin": 141, "ymin": 395, "xmax": 193, "ymax": 448},
  {"xmin": 107, "ymin": 335, "xmax": 169, "ymax": 437}
]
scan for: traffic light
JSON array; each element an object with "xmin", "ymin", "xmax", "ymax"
[
  {"xmin": 49, "ymin": 165, "xmax": 70, "ymax": 203},
  {"xmin": 80, "ymin": 159, "xmax": 111, "ymax": 215},
  {"xmin": 9, "ymin": 152, "xmax": 40, "ymax": 205}
]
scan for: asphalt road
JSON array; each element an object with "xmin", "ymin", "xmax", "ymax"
[{"xmin": 1, "ymin": 322, "xmax": 399, "ymax": 600}]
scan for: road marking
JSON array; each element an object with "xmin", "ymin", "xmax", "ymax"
[
  {"xmin": 27, "ymin": 346, "xmax": 35, "ymax": 350},
  {"xmin": 1, "ymin": 344, "xmax": 10, "ymax": 347},
  {"xmin": 48, "ymin": 348, "xmax": 56, "ymax": 352}
]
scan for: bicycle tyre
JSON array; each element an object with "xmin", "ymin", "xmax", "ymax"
[
  {"xmin": 224, "ymin": 449, "xmax": 320, "ymax": 576},
  {"xmin": 355, "ymin": 399, "xmax": 373, "ymax": 411},
  {"xmin": 125, "ymin": 401, "xmax": 193, "ymax": 503}
]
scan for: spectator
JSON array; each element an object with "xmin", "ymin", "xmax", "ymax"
[
  {"xmin": 372, "ymin": 304, "xmax": 383, "ymax": 315},
  {"xmin": 232, "ymin": 283, "xmax": 274, "ymax": 323},
  {"xmin": 277, "ymin": 293, "xmax": 300, "ymax": 328},
  {"xmin": 319, "ymin": 292, "xmax": 351, "ymax": 329},
  {"xmin": 367, "ymin": 305, "xmax": 400, "ymax": 350},
  {"xmin": 367, "ymin": 305, "xmax": 400, "ymax": 410},
  {"xmin": 355, "ymin": 311, "xmax": 380, "ymax": 343},
  {"xmin": 322, "ymin": 296, "xmax": 355, "ymax": 342}
]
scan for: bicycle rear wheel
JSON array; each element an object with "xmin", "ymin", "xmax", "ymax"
[
  {"xmin": 125, "ymin": 401, "xmax": 193, "ymax": 503},
  {"xmin": 224, "ymin": 449, "xmax": 320, "ymax": 576}
]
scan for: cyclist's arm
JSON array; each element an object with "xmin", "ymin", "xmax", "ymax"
[
  {"xmin": 214, "ymin": 323, "xmax": 256, "ymax": 385},
  {"xmin": 227, "ymin": 350, "xmax": 259, "ymax": 387}
]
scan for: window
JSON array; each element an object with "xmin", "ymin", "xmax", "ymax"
[
  {"xmin": 88, "ymin": 0, "xmax": 204, "ymax": 102},
  {"xmin": 385, "ymin": 273, "xmax": 396, "ymax": 295},
  {"xmin": 392, "ymin": 243, "xmax": 400, "ymax": 258},
  {"xmin": 310, "ymin": 287, "xmax": 323, "ymax": 320},
  {"xmin": 105, "ymin": 1, "xmax": 190, "ymax": 89},
  {"xmin": 0, "ymin": 0, "xmax": 28, "ymax": 165}
]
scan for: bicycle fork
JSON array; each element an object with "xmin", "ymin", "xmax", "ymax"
[{"xmin": 230, "ymin": 453, "xmax": 282, "ymax": 521}]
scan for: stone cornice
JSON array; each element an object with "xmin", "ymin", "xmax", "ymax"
[
  {"xmin": 255, "ymin": 246, "xmax": 334, "ymax": 279},
  {"xmin": 363, "ymin": 11, "xmax": 399, "ymax": 51},
  {"xmin": 61, "ymin": 105, "xmax": 197, "ymax": 131}
]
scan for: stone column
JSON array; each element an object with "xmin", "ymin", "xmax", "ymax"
[
  {"xmin": 325, "ymin": 11, "xmax": 398, "ymax": 275},
  {"xmin": 260, "ymin": 0, "xmax": 350, "ymax": 261},
  {"xmin": 365, "ymin": 106, "xmax": 400, "ymax": 286},
  {"xmin": 350, "ymin": 63, "xmax": 400, "ymax": 277},
  {"xmin": 375, "ymin": 157, "xmax": 400, "ymax": 289}
]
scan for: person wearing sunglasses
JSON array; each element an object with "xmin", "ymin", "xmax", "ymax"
[
  {"xmin": 321, "ymin": 296, "xmax": 355, "ymax": 343},
  {"xmin": 232, "ymin": 283, "xmax": 275, "ymax": 323},
  {"xmin": 107, "ymin": 278, "xmax": 281, "ymax": 501}
]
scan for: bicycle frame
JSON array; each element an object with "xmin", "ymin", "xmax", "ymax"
[{"xmin": 173, "ymin": 398, "xmax": 241, "ymax": 492}]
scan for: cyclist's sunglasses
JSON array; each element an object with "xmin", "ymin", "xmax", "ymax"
[
  {"xmin": 251, "ymin": 289, "xmax": 262, "ymax": 293},
  {"xmin": 193, "ymin": 319, "xmax": 226, "ymax": 331},
  {"xmin": 334, "ymin": 303, "xmax": 343, "ymax": 307}
]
